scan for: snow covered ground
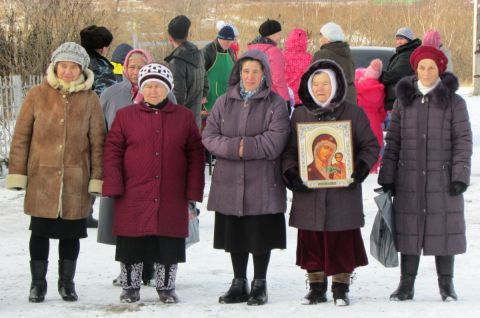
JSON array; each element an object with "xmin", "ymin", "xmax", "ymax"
[{"xmin": 0, "ymin": 88, "xmax": 479, "ymax": 318}]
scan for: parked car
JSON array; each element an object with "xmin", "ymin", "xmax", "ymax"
[{"xmin": 351, "ymin": 46, "xmax": 395, "ymax": 70}]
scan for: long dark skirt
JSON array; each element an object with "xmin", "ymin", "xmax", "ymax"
[
  {"xmin": 214, "ymin": 212, "xmax": 286, "ymax": 254},
  {"xmin": 115, "ymin": 236, "xmax": 186, "ymax": 264},
  {"xmin": 296, "ymin": 228, "xmax": 368, "ymax": 276},
  {"xmin": 30, "ymin": 216, "xmax": 87, "ymax": 239}
]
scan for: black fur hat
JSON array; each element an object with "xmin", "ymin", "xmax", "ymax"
[{"xmin": 80, "ymin": 25, "xmax": 113, "ymax": 51}]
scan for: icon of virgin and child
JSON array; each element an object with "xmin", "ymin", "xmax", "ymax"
[{"xmin": 307, "ymin": 133, "xmax": 346, "ymax": 181}]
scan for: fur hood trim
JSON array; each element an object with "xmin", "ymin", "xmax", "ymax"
[
  {"xmin": 298, "ymin": 59, "xmax": 347, "ymax": 116},
  {"xmin": 395, "ymin": 72, "xmax": 459, "ymax": 108}
]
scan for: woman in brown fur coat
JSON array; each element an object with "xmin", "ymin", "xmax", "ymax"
[{"xmin": 6, "ymin": 42, "xmax": 106, "ymax": 303}]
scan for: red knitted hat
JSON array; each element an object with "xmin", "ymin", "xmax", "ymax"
[{"xmin": 410, "ymin": 45, "xmax": 448, "ymax": 74}]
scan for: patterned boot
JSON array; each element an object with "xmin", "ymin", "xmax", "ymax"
[
  {"xmin": 155, "ymin": 263, "xmax": 179, "ymax": 303},
  {"xmin": 119, "ymin": 262, "xmax": 142, "ymax": 303}
]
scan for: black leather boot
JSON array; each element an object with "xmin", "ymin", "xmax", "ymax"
[
  {"xmin": 247, "ymin": 279, "xmax": 268, "ymax": 306},
  {"xmin": 436, "ymin": 255, "xmax": 458, "ymax": 301},
  {"xmin": 390, "ymin": 254, "xmax": 420, "ymax": 301},
  {"xmin": 58, "ymin": 259, "xmax": 78, "ymax": 301},
  {"xmin": 219, "ymin": 278, "xmax": 249, "ymax": 304},
  {"xmin": 29, "ymin": 260, "xmax": 48, "ymax": 303}
]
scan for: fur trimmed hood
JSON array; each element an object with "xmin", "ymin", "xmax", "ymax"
[
  {"xmin": 298, "ymin": 59, "xmax": 347, "ymax": 116},
  {"xmin": 395, "ymin": 72, "xmax": 459, "ymax": 108},
  {"xmin": 46, "ymin": 63, "xmax": 95, "ymax": 93}
]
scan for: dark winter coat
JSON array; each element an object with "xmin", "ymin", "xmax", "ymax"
[
  {"xmin": 202, "ymin": 50, "xmax": 290, "ymax": 216},
  {"xmin": 312, "ymin": 41, "xmax": 357, "ymax": 104},
  {"xmin": 282, "ymin": 59, "xmax": 379, "ymax": 231},
  {"xmin": 380, "ymin": 39, "xmax": 421, "ymax": 110},
  {"xmin": 164, "ymin": 41, "xmax": 206, "ymax": 127},
  {"xmin": 87, "ymin": 50, "xmax": 116, "ymax": 96},
  {"xmin": 378, "ymin": 73, "xmax": 472, "ymax": 256},
  {"xmin": 102, "ymin": 101, "xmax": 205, "ymax": 238}
]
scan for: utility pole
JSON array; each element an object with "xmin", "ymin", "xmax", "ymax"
[{"xmin": 474, "ymin": 0, "xmax": 480, "ymax": 95}]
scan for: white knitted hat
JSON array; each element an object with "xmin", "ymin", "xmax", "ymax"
[
  {"xmin": 138, "ymin": 63, "xmax": 174, "ymax": 93},
  {"xmin": 320, "ymin": 22, "xmax": 345, "ymax": 42}
]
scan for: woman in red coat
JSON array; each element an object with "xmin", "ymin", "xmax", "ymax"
[{"xmin": 103, "ymin": 63, "xmax": 205, "ymax": 304}]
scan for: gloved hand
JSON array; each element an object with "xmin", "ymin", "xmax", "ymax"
[
  {"xmin": 348, "ymin": 161, "xmax": 370, "ymax": 190},
  {"xmin": 449, "ymin": 181, "xmax": 467, "ymax": 196},
  {"xmin": 285, "ymin": 169, "xmax": 311, "ymax": 193},
  {"xmin": 381, "ymin": 183, "xmax": 396, "ymax": 196}
]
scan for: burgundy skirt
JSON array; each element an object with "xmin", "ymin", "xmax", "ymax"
[{"xmin": 296, "ymin": 228, "xmax": 368, "ymax": 276}]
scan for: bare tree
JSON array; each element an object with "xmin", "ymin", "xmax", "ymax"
[{"xmin": 0, "ymin": 0, "xmax": 113, "ymax": 77}]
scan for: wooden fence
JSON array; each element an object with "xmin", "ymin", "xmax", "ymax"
[{"xmin": 0, "ymin": 75, "xmax": 42, "ymax": 177}]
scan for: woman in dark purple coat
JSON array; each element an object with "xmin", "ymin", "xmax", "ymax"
[
  {"xmin": 282, "ymin": 59, "xmax": 379, "ymax": 306},
  {"xmin": 202, "ymin": 50, "xmax": 290, "ymax": 306},
  {"xmin": 103, "ymin": 63, "xmax": 205, "ymax": 304},
  {"xmin": 379, "ymin": 45, "xmax": 472, "ymax": 302}
]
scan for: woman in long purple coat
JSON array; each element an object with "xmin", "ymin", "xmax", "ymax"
[
  {"xmin": 202, "ymin": 50, "xmax": 290, "ymax": 306},
  {"xmin": 378, "ymin": 45, "xmax": 472, "ymax": 302}
]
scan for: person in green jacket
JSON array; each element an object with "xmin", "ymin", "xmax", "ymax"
[{"xmin": 201, "ymin": 24, "xmax": 236, "ymax": 113}]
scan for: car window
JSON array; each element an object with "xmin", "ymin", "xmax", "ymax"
[{"xmin": 351, "ymin": 48, "xmax": 394, "ymax": 71}]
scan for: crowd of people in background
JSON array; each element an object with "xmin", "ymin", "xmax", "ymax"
[{"xmin": 4, "ymin": 13, "xmax": 472, "ymax": 309}]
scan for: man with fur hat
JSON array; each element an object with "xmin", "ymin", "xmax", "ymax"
[
  {"xmin": 201, "ymin": 23, "xmax": 236, "ymax": 113},
  {"xmin": 247, "ymin": 19, "xmax": 290, "ymax": 103},
  {"xmin": 165, "ymin": 15, "xmax": 206, "ymax": 128},
  {"xmin": 380, "ymin": 26, "xmax": 421, "ymax": 113},
  {"xmin": 312, "ymin": 22, "xmax": 357, "ymax": 104},
  {"xmin": 80, "ymin": 25, "xmax": 116, "ymax": 96}
]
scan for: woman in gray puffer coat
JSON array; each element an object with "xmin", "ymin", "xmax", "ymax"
[
  {"xmin": 202, "ymin": 50, "xmax": 290, "ymax": 306},
  {"xmin": 282, "ymin": 59, "xmax": 379, "ymax": 306},
  {"xmin": 378, "ymin": 45, "xmax": 472, "ymax": 302}
]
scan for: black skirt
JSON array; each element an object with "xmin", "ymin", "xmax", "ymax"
[
  {"xmin": 115, "ymin": 236, "xmax": 186, "ymax": 264},
  {"xmin": 29, "ymin": 216, "xmax": 87, "ymax": 239},
  {"xmin": 214, "ymin": 212, "xmax": 286, "ymax": 254}
]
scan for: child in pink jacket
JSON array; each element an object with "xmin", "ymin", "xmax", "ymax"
[
  {"xmin": 354, "ymin": 59, "xmax": 386, "ymax": 173},
  {"xmin": 284, "ymin": 28, "xmax": 312, "ymax": 107}
]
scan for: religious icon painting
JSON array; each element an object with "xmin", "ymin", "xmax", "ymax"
[{"xmin": 297, "ymin": 121, "xmax": 354, "ymax": 188}]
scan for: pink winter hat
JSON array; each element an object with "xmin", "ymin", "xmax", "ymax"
[
  {"xmin": 423, "ymin": 29, "xmax": 442, "ymax": 48},
  {"xmin": 364, "ymin": 59, "xmax": 383, "ymax": 80}
]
